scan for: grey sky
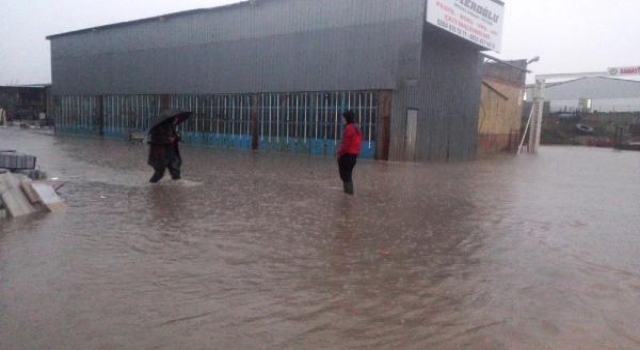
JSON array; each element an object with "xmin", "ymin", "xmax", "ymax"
[{"xmin": 1, "ymin": 0, "xmax": 639, "ymax": 85}]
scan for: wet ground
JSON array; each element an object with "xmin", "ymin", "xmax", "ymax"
[{"xmin": 1, "ymin": 127, "xmax": 639, "ymax": 349}]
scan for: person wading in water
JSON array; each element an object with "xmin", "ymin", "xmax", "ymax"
[
  {"xmin": 147, "ymin": 118, "xmax": 182, "ymax": 183},
  {"xmin": 336, "ymin": 110, "xmax": 362, "ymax": 195}
]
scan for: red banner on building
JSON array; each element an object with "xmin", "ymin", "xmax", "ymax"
[{"xmin": 608, "ymin": 66, "xmax": 640, "ymax": 76}]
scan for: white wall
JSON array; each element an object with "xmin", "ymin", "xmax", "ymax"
[{"xmin": 549, "ymin": 98, "xmax": 640, "ymax": 113}]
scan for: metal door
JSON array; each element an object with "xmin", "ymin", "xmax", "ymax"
[{"xmin": 405, "ymin": 109, "xmax": 418, "ymax": 161}]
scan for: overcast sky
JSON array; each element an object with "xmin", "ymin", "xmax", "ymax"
[{"xmin": 1, "ymin": 0, "xmax": 639, "ymax": 85}]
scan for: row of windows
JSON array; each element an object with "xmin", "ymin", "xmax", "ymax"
[{"xmin": 54, "ymin": 92, "xmax": 378, "ymax": 142}]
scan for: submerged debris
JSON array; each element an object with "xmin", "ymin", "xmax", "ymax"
[{"xmin": 0, "ymin": 151, "xmax": 66, "ymax": 219}]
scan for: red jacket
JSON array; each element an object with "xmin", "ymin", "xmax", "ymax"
[{"xmin": 337, "ymin": 123, "xmax": 362, "ymax": 158}]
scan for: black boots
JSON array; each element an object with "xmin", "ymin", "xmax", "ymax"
[
  {"xmin": 343, "ymin": 181, "xmax": 354, "ymax": 195},
  {"xmin": 149, "ymin": 171, "xmax": 164, "ymax": 183},
  {"xmin": 150, "ymin": 167, "xmax": 180, "ymax": 183}
]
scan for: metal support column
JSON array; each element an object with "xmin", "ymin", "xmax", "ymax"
[{"xmin": 528, "ymin": 78, "xmax": 545, "ymax": 153}]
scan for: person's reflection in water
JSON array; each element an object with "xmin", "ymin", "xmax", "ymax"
[
  {"xmin": 333, "ymin": 196, "xmax": 359, "ymax": 244},
  {"xmin": 145, "ymin": 184, "xmax": 189, "ymax": 243}
]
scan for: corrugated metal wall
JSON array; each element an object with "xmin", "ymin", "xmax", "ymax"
[
  {"xmin": 48, "ymin": 0, "xmax": 485, "ymax": 162},
  {"xmin": 389, "ymin": 84, "xmax": 420, "ymax": 160},
  {"xmin": 543, "ymin": 77, "xmax": 640, "ymax": 100},
  {"xmin": 416, "ymin": 25, "xmax": 481, "ymax": 161},
  {"xmin": 50, "ymin": 0, "xmax": 425, "ymax": 96},
  {"xmin": 388, "ymin": 24, "xmax": 482, "ymax": 161}
]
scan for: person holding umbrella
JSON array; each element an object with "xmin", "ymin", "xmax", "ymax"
[
  {"xmin": 147, "ymin": 109, "xmax": 191, "ymax": 183},
  {"xmin": 337, "ymin": 110, "xmax": 362, "ymax": 195}
]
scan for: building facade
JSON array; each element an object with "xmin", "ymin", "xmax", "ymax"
[
  {"xmin": 526, "ymin": 77, "xmax": 640, "ymax": 114},
  {"xmin": 478, "ymin": 59, "xmax": 527, "ymax": 153},
  {"xmin": 48, "ymin": 0, "xmax": 499, "ymax": 161},
  {"xmin": 0, "ymin": 85, "xmax": 50, "ymax": 121}
]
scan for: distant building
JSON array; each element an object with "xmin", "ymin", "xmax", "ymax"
[
  {"xmin": 526, "ymin": 77, "xmax": 640, "ymax": 113},
  {"xmin": 47, "ymin": 0, "xmax": 505, "ymax": 161},
  {"xmin": 0, "ymin": 85, "xmax": 51, "ymax": 121}
]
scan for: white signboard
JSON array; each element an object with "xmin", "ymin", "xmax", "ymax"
[
  {"xmin": 608, "ymin": 66, "xmax": 640, "ymax": 76},
  {"xmin": 426, "ymin": 0, "xmax": 505, "ymax": 52}
]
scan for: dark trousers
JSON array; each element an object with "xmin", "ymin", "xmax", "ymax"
[
  {"xmin": 338, "ymin": 154, "xmax": 358, "ymax": 194},
  {"xmin": 148, "ymin": 144, "xmax": 182, "ymax": 183},
  {"xmin": 338, "ymin": 154, "xmax": 358, "ymax": 182}
]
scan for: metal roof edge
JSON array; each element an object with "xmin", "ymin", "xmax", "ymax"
[
  {"xmin": 0, "ymin": 84, "xmax": 51, "ymax": 88},
  {"xmin": 599, "ymin": 76, "xmax": 640, "ymax": 84},
  {"xmin": 46, "ymin": 0, "xmax": 251, "ymax": 40},
  {"xmin": 545, "ymin": 76, "xmax": 640, "ymax": 88}
]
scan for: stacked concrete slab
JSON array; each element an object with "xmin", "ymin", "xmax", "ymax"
[{"xmin": 0, "ymin": 151, "xmax": 65, "ymax": 219}]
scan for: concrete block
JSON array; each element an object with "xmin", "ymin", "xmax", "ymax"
[
  {"xmin": 20, "ymin": 181, "xmax": 41, "ymax": 204},
  {"xmin": 0, "ymin": 173, "xmax": 38, "ymax": 217},
  {"xmin": 30, "ymin": 182, "xmax": 67, "ymax": 213}
]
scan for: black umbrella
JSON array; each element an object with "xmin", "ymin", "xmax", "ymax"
[{"xmin": 147, "ymin": 109, "xmax": 192, "ymax": 134}]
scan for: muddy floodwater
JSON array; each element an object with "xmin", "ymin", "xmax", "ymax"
[{"xmin": 1, "ymin": 128, "xmax": 639, "ymax": 349}]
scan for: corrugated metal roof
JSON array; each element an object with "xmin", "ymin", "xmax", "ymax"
[
  {"xmin": 47, "ymin": 0, "xmax": 251, "ymax": 40},
  {"xmin": 545, "ymin": 77, "xmax": 640, "ymax": 99},
  {"xmin": 47, "ymin": 0, "xmax": 505, "ymax": 42},
  {"xmin": 49, "ymin": 0, "xmax": 426, "ymax": 95}
]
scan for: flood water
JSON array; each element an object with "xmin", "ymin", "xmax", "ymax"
[{"xmin": 1, "ymin": 127, "xmax": 639, "ymax": 349}]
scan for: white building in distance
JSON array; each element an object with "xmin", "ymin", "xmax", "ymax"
[{"xmin": 526, "ymin": 77, "xmax": 640, "ymax": 113}]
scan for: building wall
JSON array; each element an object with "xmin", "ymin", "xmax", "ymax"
[
  {"xmin": 477, "ymin": 60, "xmax": 526, "ymax": 153},
  {"xmin": 53, "ymin": 90, "xmax": 382, "ymax": 159},
  {"xmin": 414, "ymin": 25, "xmax": 482, "ymax": 161},
  {"xmin": 526, "ymin": 77, "xmax": 640, "ymax": 113},
  {"xmin": 389, "ymin": 83, "xmax": 420, "ymax": 161},
  {"xmin": 50, "ymin": 0, "xmax": 425, "ymax": 96},
  {"xmin": 549, "ymin": 98, "xmax": 640, "ymax": 113},
  {"xmin": 543, "ymin": 77, "xmax": 640, "ymax": 100},
  {"xmin": 478, "ymin": 82, "xmax": 523, "ymax": 152},
  {"xmin": 387, "ymin": 24, "xmax": 483, "ymax": 162},
  {"xmin": 0, "ymin": 86, "xmax": 48, "ymax": 119},
  {"xmin": 48, "ymin": 0, "xmax": 486, "ymax": 162}
]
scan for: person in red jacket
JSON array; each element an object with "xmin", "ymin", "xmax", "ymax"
[{"xmin": 337, "ymin": 110, "xmax": 362, "ymax": 195}]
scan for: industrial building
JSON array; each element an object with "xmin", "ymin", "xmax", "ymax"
[
  {"xmin": 0, "ymin": 85, "xmax": 51, "ymax": 122},
  {"xmin": 47, "ymin": 0, "xmax": 505, "ymax": 161},
  {"xmin": 526, "ymin": 77, "xmax": 640, "ymax": 114}
]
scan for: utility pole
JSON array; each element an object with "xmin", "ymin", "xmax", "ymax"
[{"xmin": 528, "ymin": 77, "xmax": 546, "ymax": 153}]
